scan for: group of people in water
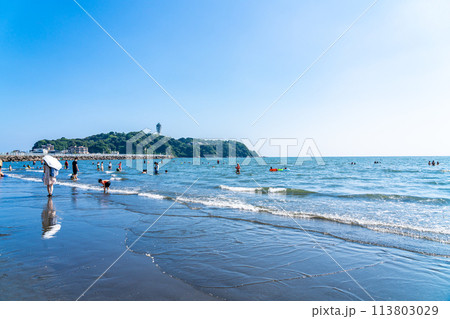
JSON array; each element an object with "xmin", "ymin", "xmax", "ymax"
[
  {"xmin": 44, "ymin": 158, "xmax": 172, "ymax": 195},
  {"xmin": 141, "ymin": 161, "xmax": 168, "ymax": 175},
  {"xmin": 43, "ymin": 158, "xmax": 105, "ymax": 196},
  {"xmin": 3, "ymin": 156, "xmax": 446, "ymax": 197}
]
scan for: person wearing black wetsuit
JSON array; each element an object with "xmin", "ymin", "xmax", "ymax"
[{"xmin": 72, "ymin": 158, "xmax": 79, "ymax": 180}]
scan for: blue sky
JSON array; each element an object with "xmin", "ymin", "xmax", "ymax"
[{"xmin": 1, "ymin": 0, "xmax": 450, "ymax": 156}]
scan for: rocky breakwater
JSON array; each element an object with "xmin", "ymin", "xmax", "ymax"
[{"xmin": 0, "ymin": 154, "xmax": 173, "ymax": 163}]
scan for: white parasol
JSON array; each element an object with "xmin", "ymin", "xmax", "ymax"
[{"xmin": 43, "ymin": 155, "xmax": 62, "ymax": 170}]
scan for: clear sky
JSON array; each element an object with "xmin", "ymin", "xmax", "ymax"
[{"xmin": 1, "ymin": 0, "xmax": 450, "ymax": 156}]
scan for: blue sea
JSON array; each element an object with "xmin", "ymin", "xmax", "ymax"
[{"xmin": 1, "ymin": 156, "xmax": 449, "ymax": 300}]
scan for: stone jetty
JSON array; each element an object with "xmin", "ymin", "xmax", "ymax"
[{"xmin": 0, "ymin": 154, "xmax": 173, "ymax": 163}]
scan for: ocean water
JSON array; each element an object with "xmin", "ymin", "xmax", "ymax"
[{"xmin": 2, "ymin": 157, "xmax": 450, "ymax": 300}]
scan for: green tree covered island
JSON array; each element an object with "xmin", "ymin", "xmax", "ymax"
[{"xmin": 33, "ymin": 131, "xmax": 258, "ymax": 158}]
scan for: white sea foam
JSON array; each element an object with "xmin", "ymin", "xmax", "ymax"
[
  {"xmin": 219, "ymin": 185, "xmax": 261, "ymax": 193},
  {"xmin": 7, "ymin": 174, "xmax": 42, "ymax": 183},
  {"xmin": 56, "ymin": 180, "xmax": 101, "ymax": 191},
  {"xmin": 138, "ymin": 192, "xmax": 166, "ymax": 200},
  {"xmin": 267, "ymin": 187, "xmax": 287, "ymax": 193},
  {"xmin": 181, "ymin": 196, "xmax": 263, "ymax": 212},
  {"xmin": 219, "ymin": 185, "xmax": 297, "ymax": 194},
  {"xmin": 109, "ymin": 188, "xmax": 139, "ymax": 195},
  {"xmin": 8, "ymin": 173, "xmax": 450, "ymax": 240}
]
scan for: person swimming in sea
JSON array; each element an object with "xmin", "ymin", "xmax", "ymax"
[
  {"xmin": 235, "ymin": 163, "xmax": 241, "ymax": 174},
  {"xmin": 98, "ymin": 179, "xmax": 111, "ymax": 193}
]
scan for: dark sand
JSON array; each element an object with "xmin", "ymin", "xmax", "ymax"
[{"xmin": 0, "ymin": 176, "xmax": 215, "ymax": 301}]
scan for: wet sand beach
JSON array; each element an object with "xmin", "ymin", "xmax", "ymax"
[{"xmin": 0, "ymin": 176, "xmax": 215, "ymax": 301}]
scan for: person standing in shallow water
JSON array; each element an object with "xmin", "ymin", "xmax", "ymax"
[
  {"xmin": 72, "ymin": 158, "xmax": 79, "ymax": 180},
  {"xmin": 43, "ymin": 162, "xmax": 56, "ymax": 196}
]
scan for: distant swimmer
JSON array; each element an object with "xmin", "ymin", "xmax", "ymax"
[
  {"xmin": 97, "ymin": 162, "xmax": 100, "ymax": 170},
  {"xmin": 235, "ymin": 163, "xmax": 241, "ymax": 174},
  {"xmin": 9, "ymin": 165, "xmax": 12, "ymax": 171},
  {"xmin": 98, "ymin": 179, "xmax": 111, "ymax": 194},
  {"xmin": 428, "ymin": 161, "xmax": 431, "ymax": 166},
  {"xmin": 432, "ymin": 160, "xmax": 435, "ymax": 166},
  {"xmin": 101, "ymin": 162, "xmax": 104, "ymax": 171},
  {"xmin": 165, "ymin": 170, "xmax": 168, "ymax": 174},
  {"xmin": 437, "ymin": 161, "xmax": 440, "ymax": 166},
  {"xmin": 117, "ymin": 162, "xmax": 122, "ymax": 172},
  {"xmin": 142, "ymin": 169, "xmax": 147, "ymax": 174},
  {"xmin": 154, "ymin": 162, "xmax": 159, "ymax": 175},
  {"xmin": 217, "ymin": 160, "xmax": 220, "ymax": 164},
  {"xmin": 108, "ymin": 162, "xmax": 112, "ymax": 170},
  {"xmin": 64, "ymin": 160, "xmax": 69, "ymax": 169}
]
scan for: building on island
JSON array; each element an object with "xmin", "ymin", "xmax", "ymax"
[
  {"xmin": 156, "ymin": 123, "xmax": 161, "ymax": 134},
  {"xmin": 31, "ymin": 144, "xmax": 55, "ymax": 154},
  {"xmin": 31, "ymin": 148, "xmax": 48, "ymax": 154},
  {"xmin": 68, "ymin": 146, "xmax": 89, "ymax": 154}
]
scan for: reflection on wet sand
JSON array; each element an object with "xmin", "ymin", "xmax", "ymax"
[{"xmin": 41, "ymin": 198, "xmax": 61, "ymax": 239}]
